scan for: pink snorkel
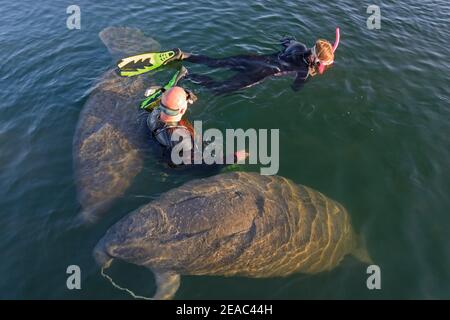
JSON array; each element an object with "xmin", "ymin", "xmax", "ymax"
[
  {"xmin": 318, "ymin": 27, "xmax": 340, "ymax": 74},
  {"xmin": 332, "ymin": 27, "xmax": 340, "ymax": 52}
]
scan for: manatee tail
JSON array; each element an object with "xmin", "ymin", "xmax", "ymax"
[
  {"xmin": 99, "ymin": 27, "xmax": 161, "ymax": 60},
  {"xmin": 352, "ymin": 234, "xmax": 373, "ymax": 265}
]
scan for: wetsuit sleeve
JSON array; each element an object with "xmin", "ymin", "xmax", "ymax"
[
  {"xmin": 163, "ymin": 138, "xmax": 231, "ymax": 173},
  {"xmin": 164, "ymin": 127, "xmax": 194, "ymax": 168},
  {"xmin": 161, "ymin": 128, "xmax": 226, "ymax": 169},
  {"xmin": 279, "ymin": 42, "xmax": 310, "ymax": 69},
  {"xmin": 283, "ymin": 41, "xmax": 308, "ymax": 55},
  {"xmin": 200, "ymin": 140, "xmax": 240, "ymax": 165},
  {"xmin": 292, "ymin": 72, "xmax": 308, "ymax": 92}
]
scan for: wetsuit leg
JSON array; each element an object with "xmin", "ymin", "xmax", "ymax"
[
  {"xmin": 185, "ymin": 54, "xmax": 271, "ymax": 71},
  {"xmin": 187, "ymin": 74, "xmax": 217, "ymax": 87},
  {"xmin": 185, "ymin": 53, "xmax": 281, "ymax": 95},
  {"xmin": 203, "ymin": 70, "xmax": 273, "ymax": 95}
]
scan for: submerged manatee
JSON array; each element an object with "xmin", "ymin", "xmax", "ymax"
[
  {"xmin": 73, "ymin": 27, "xmax": 160, "ymax": 222},
  {"xmin": 94, "ymin": 172, "xmax": 370, "ymax": 299}
]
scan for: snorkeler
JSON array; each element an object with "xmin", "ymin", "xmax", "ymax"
[
  {"xmin": 118, "ymin": 28, "xmax": 340, "ymax": 95},
  {"xmin": 143, "ymin": 78, "xmax": 247, "ymax": 167}
]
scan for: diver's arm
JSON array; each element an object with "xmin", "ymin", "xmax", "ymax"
[
  {"xmin": 198, "ymin": 139, "xmax": 248, "ymax": 167},
  {"xmin": 279, "ymin": 42, "xmax": 310, "ymax": 69},
  {"xmin": 163, "ymin": 128, "xmax": 248, "ymax": 168},
  {"xmin": 162, "ymin": 128, "xmax": 194, "ymax": 168},
  {"xmin": 282, "ymin": 41, "xmax": 308, "ymax": 54},
  {"xmin": 291, "ymin": 72, "xmax": 308, "ymax": 92}
]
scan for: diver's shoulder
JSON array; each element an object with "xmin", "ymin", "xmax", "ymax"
[{"xmin": 287, "ymin": 41, "xmax": 308, "ymax": 52}]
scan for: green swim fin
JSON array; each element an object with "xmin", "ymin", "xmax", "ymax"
[
  {"xmin": 140, "ymin": 66, "xmax": 188, "ymax": 111},
  {"xmin": 117, "ymin": 48, "xmax": 183, "ymax": 77}
]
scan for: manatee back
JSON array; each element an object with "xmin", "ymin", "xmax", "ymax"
[
  {"xmin": 96, "ymin": 172, "xmax": 358, "ymax": 277},
  {"xmin": 172, "ymin": 172, "xmax": 358, "ymax": 277},
  {"xmin": 234, "ymin": 174, "xmax": 357, "ymax": 277},
  {"xmin": 73, "ymin": 27, "xmax": 160, "ymax": 221},
  {"xmin": 99, "ymin": 172, "xmax": 267, "ymax": 272}
]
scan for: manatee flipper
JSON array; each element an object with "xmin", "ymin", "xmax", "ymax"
[
  {"xmin": 152, "ymin": 270, "xmax": 180, "ymax": 300},
  {"xmin": 351, "ymin": 234, "xmax": 373, "ymax": 264}
]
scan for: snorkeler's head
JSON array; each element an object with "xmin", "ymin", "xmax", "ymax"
[
  {"xmin": 312, "ymin": 39, "xmax": 335, "ymax": 74},
  {"xmin": 312, "ymin": 27, "xmax": 340, "ymax": 75},
  {"xmin": 159, "ymin": 86, "xmax": 189, "ymax": 121}
]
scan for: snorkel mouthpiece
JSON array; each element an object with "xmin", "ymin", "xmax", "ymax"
[{"xmin": 318, "ymin": 27, "xmax": 340, "ymax": 75}]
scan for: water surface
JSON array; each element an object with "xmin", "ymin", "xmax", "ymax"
[{"xmin": 0, "ymin": 0, "xmax": 449, "ymax": 299}]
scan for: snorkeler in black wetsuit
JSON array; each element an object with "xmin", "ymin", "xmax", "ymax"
[
  {"xmin": 117, "ymin": 29, "xmax": 340, "ymax": 95},
  {"xmin": 146, "ymin": 86, "xmax": 248, "ymax": 168},
  {"xmin": 177, "ymin": 29, "xmax": 340, "ymax": 95},
  {"xmin": 183, "ymin": 40, "xmax": 311, "ymax": 94}
]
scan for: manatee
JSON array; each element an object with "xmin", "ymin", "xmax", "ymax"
[
  {"xmin": 94, "ymin": 172, "xmax": 371, "ymax": 299},
  {"xmin": 73, "ymin": 27, "xmax": 160, "ymax": 222}
]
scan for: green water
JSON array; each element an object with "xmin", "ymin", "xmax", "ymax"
[{"xmin": 1, "ymin": 0, "xmax": 449, "ymax": 299}]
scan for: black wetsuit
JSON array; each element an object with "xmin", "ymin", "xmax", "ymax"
[
  {"xmin": 184, "ymin": 40, "xmax": 313, "ymax": 95},
  {"xmin": 147, "ymin": 109, "xmax": 236, "ymax": 168},
  {"xmin": 147, "ymin": 109, "xmax": 197, "ymax": 167}
]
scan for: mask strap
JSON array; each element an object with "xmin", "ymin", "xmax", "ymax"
[{"xmin": 159, "ymin": 101, "xmax": 180, "ymax": 116}]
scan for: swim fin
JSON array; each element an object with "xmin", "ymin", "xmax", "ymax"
[
  {"xmin": 140, "ymin": 66, "xmax": 188, "ymax": 111},
  {"xmin": 117, "ymin": 48, "xmax": 183, "ymax": 77}
]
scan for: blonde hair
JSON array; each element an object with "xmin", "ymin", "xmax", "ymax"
[{"xmin": 315, "ymin": 39, "xmax": 334, "ymax": 64}]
